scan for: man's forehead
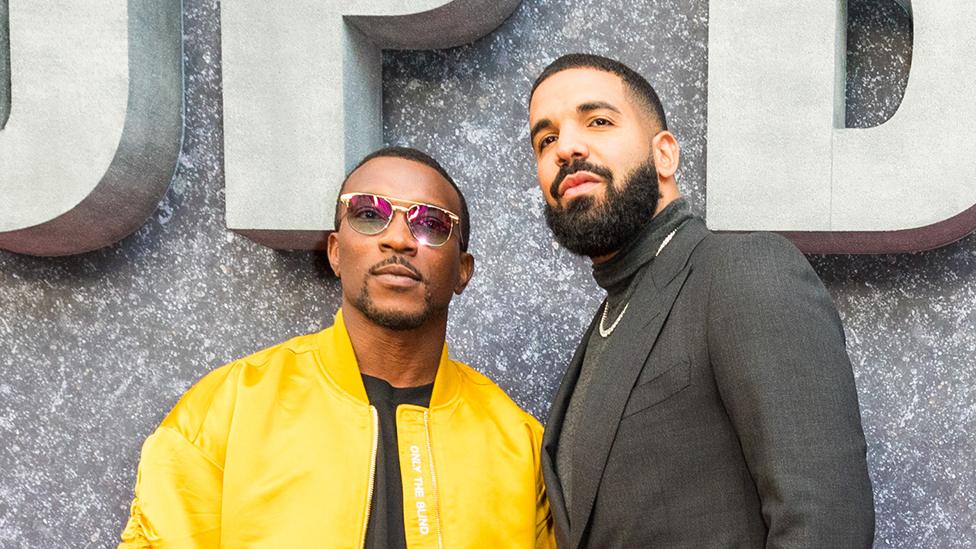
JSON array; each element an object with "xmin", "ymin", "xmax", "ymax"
[
  {"xmin": 344, "ymin": 157, "xmax": 459, "ymax": 211},
  {"xmin": 530, "ymin": 68, "xmax": 628, "ymax": 119}
]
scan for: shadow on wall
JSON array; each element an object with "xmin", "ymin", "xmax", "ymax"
[{"xmin": 810, "ymin": 231, "xmax": 976, "ymax": 288}]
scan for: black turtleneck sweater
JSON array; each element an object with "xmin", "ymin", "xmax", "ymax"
[{"xmin": 555, "ymin": 198, "xmax": 693, "ymax": 515}]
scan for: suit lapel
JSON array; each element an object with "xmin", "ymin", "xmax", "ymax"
[
  {"xmin": 542, "ymin": 310, "xmax": 599, "ymax": 546},
  {"xmin": 568, "ymin": 219, "xmax": 709, "ymax": 549}
]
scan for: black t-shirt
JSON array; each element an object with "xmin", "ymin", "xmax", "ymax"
[{"xmin": 361, "ymin": 374, "xmax": 434, "ymax": 549}]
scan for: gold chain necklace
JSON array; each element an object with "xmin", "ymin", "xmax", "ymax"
[{"xmin": 598, "ymin": 228, "xmax": 677, "ymax": 338}]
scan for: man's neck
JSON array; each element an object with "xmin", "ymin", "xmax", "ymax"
[
  {"xmin": 342, "ymin": 305, "xmax": 446, "ymax": 388},
  {"xmin": 589, "ymin": 189, "xmax": 681, "ymax": 265}
]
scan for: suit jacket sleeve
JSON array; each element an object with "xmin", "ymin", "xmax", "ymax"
[{"xmin": 705, "ymin": 233, "xmax": 875, "ymax": 548}]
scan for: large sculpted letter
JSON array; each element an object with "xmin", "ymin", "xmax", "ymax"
[
  {"xmin": 0, "ymin": 0, "xmax": 183, "ymax": 256},
  {"xmin": 222, "ymin": 0, "xmax": 521, "ymax": 249},
  {"xmin": 706, "ymin": 0, "xmax": 976, "ymax": 253},
  {"xmin": 1, "ymin": 1, "xmax": 10, "ymax": 130}
]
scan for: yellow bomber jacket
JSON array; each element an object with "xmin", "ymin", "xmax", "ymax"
[{"xmin": 119, "ymin": 310, "xmax": 554, "ymax": 548}]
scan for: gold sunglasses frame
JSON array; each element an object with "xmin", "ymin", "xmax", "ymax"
[{"xmin": 337, "ymin": 192, "xmax": 462, "ymax": 247}]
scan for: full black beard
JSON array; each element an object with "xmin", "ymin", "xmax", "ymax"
[{"xmin": 544, "ymin": 157, "xmax": 661, "ymax": 257}]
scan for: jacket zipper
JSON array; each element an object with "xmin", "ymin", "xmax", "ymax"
[
  {"xmin": 360, "ymin": 406, "xmax": 379, "ymax": 549},
  {"xmin": 423, "ymin": 410, "xmax": 444, "ymax": 549}
]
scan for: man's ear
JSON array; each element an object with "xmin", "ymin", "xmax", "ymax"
[
  {"xmin": 327, "ymin": 232, "xmax": 341, "ymax": 278},
  {"xmin": 454, "ymin": 252, "xmax": 475, "ymax": 295},
  {"xmin": 651, "ymin": 130, "xmax": 681, "ymax": 180}
]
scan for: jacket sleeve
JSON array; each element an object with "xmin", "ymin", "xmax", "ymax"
[
  {"xmin": 706, "ymin": 233, "xmax": 875, "ymax": 548},
  {"xmin": 119, "ymin": 365, "xmax": 237, "ymax": 548},
  {"xmin": 118, "ymin": 427, "xmax": 223, "ymax": 548}
]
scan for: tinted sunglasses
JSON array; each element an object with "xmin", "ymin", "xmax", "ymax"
[{"xmin": 338, "ymin": 192, "xmax": 461, "ymax": 247}]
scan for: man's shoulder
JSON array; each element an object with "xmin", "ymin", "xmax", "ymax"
[
  {"xmin": 191, "ymin": 330, "xmax": 322, "ymax": 390},
  {"xmin": 232, "ymin": 330, "xmax": 324, "ymax": 369},
  {"xmin": 690, "ymin": 229, "xmax": 830, "ymax": 317},
  {"xmin": 452, "ymin": 360, "xmax": 543, "ymax": 431},
  {"xmin": 692, "ymin": 229, "xmax": 809, "ymax": 276},
  {"xmin": 159, "ymin": 330, "xmax": 325, "ymax": 434},
  {"xmin": 697, "ymin": 228, "xmax": 803, "ymax": 261}
]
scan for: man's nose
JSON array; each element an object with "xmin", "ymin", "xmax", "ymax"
[
  {"xmin": 378, "ymin": 210, "xmax": 419, "ymax": 254},
  {"xmin": 555, "ymin": 128, "xmax": 589, "ymax": 166}
]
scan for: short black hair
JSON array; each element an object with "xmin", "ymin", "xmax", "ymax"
[
  {"xmin": 334, "ymin": 146, "xmax": 470, "ymax": 252},
  {"xmin": 530, "ymin": 53, "xmax": 668, "ymax": 132}
]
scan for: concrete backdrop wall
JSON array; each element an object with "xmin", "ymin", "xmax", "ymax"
[{"xmin": 0, "ymin": 0, "xmax": 972, "ymax": 547}]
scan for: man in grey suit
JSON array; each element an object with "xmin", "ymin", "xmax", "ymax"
[{"xmin": 527, "ymin": 53, "xmax": 875, "ymax": 548}]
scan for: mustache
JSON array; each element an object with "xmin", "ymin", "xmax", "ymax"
[
  {"xmin": 549, "ymin": 158, "xmax": 614, "ymax": 199},
  {"xmin": 368, "ymin": 255, "xmax": 425, "ymax": 282}
]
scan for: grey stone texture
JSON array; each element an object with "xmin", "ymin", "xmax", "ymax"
[{"xmin": 0, "ymin": 0, "xmax": 972, "ymax": 547}]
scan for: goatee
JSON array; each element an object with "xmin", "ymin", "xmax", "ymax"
[
  {"xmin": 354, "ymin": 283, "xmax": 438, "ymax": 331},
  {"xmin": 354, "ymin": 257, "xmax": 440, "ymax": 330},
  {"xmin": 544, "ymin": 157, "xmax": 661, "ymax": 257}
]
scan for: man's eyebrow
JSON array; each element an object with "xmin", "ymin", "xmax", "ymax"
[
  {"xmin": 578, "ymin": 101, "xmax": 622, "ymax": 114},
  {"xmin": 530, "ymin": 102, "xmax": 622, "ymax": 142},
  {"xmin": 530, "ymin": 118, "xmax": 553, "ymax": 141}
]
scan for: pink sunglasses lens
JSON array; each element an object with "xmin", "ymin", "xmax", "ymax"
[
  {"xmin": 407, "ymin": 204, "xmax": 453, "ymax": 246},
  {"xmin": 346, "ymin": 194, "xmax": 394, "ymax": 235}
]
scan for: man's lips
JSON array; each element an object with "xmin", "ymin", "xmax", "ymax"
[
  {"xmin": 557, "ymin": 171, "xmax": 602, "ymax": 199},
  {"xmin": 371, "ymin": 263, "xmax": 421, "ymax": 281}
]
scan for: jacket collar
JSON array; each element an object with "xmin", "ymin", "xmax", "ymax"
[
  {"xmin": 541, "ymin": 217, "xmax": 711, "ymax": 548},
  {"xmin": 315, "ymin": 309, "xmax": 460, "ymax": 408},
  {"xmin": 567, "ymin": 216, "xmax": 709, "ymax": 547},
  {"xmin": 650, "ymin": 216, "xmax": 708, "ymax": 289}
]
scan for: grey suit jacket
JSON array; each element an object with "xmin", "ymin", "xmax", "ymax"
[{"xmin": 542, "ymin": 218, "xmax": 875, "ymax": 548}]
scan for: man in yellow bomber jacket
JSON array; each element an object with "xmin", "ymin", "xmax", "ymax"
[{"xmin": 119, "ymin": 146, "xmax": 555, "ymax": 548}]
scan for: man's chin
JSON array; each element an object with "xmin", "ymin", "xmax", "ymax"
[
  {"xmin": 544, "ymin": 199, "xmax": 628, "ymax": 257},
  {"xmin": 362, "ymin": 303, "xmax": 428, "ymax": 329},
  {"xmin": 353, "ymin": 295, "xmax": 426, "ymax": 331},
  {"xmin": 549, "ymin": 196, "xmax": 608, "ymax": 227},
  {"xmin": 353, "ymin": 277, "xmax": 439, "ymax": 331},
  {"xmin": 559, "ymin": 191, "xmax": 605, "ymax": 213}
]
